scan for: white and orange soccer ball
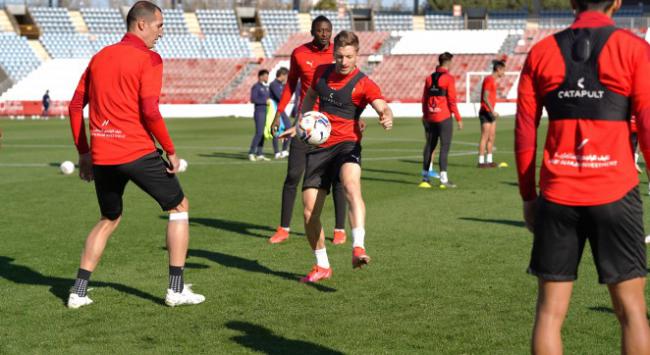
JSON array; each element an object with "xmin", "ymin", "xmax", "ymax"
[{"xmin": 297, "ymin": 111, "xmax": 331, "ymax": 146}]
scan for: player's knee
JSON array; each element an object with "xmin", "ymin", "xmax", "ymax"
[
  {"xmin": 170, "ymin": 197, "xmax": 189, "ymax": 213},
  {"xmin": 101, "ymin": 212, "xmax": 122, "ymax": 222},
  {"xmin": 285, "ymin": 171, "xmax": 302, "ymax": 186}
]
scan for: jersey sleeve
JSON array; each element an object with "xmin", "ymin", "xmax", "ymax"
[
  {"xmin": 359, "ymin": 77, "xmax": 384, "ymax": 106},
  {"xmin": 68, "ymin": 66, "xmax": 90, "ymax": 154},
  {"xmin": 515, "ymin": 53, "xmax": 543, "ymax": 201},
  {"xmin": 277, "ymin": 50, "xmax": 300, "ymax": 113},
  {"xmin": 631, "ymin": 41, "xmax": 650, "ymax": 164},
  {"xmin": 446, "ymin": 75, "xmax": 462, "ymax": 122},
  {"xmin": 139, "ymin": 53, "xmax": 175, "ymax": 155}
]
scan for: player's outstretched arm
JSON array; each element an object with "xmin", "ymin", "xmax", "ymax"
[{"xmin": 371, "ymin": 99, "xmax": 393, "ymax": 130}]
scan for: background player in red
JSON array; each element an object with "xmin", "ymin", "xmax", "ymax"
[
  {"xmin": 267, "ymin": 16, "xmax": 349, "ymax": 245},
  {"xmin": 67, "ymin": 1, "xmax": 204, "ymax": 309},
  {"xmin": 477, "ymin": 60, "xmax": 505, "ymax": 168},
  {"xmin": 280, "ymin": 31, "xmax": 393, "ymax": 283},
  {"xmin": 515, "ymin": 0, "xmax": 650, "ymax": 352},
  {"xmin": 420, "ymin": 52, "xmax": 463, "ymax": 189}
]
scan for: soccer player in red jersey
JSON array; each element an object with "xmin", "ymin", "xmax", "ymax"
[
  {"xmin": 515, "ymin": 0, "xmax": 650, "ymax": 352},
  {"xmin": 66, "ymin": 1, "xmax": 204, "ymax": 308},
  {"xmin": 268, "ymin": 16, "xmax": 350, "ymax": 246},
  {"xmin": 420, "ymin": 52, "xmax": 463, "ymax": 189},
  {"xmin": 280, "ymin": 31, "xmax": 393, "ymax": 282},
  {"xmin": 477, "ymin": 60, "xmax": 505, "ymax": 168}
]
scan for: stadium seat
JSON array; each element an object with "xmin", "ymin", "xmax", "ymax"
[
  {"xmin": 30, "ymin": 7, "xmax": 76, "ymax": 33},
  {"xmin": 80, "ymin": 7, "xmax": 125, "ymax": 34},
  {"xmin": 374, "ymin": 11, "xmax": 413, "ymax": 31},
  {"xmin": 0, "ymin": 33, "xmax": 41, "ymax": 83},
  {"xmin": 196, "ymin": 9, "xmax": 239, "ymax": 35},
  {"xmin": 391, "ymin": 30, "xmax": 509, "ymax": 55},
  {"xmin": 425, "ymin": 11, "xmax": 464, "ymax": 30}
]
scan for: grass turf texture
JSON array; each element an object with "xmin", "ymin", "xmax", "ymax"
[{"xmin": 0, "ymin": 117, "xmax": 648, "ymax": 354}]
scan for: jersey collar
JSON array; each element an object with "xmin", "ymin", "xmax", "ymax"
[
  {"xmin": 307, "ymin": 42, "xmax": 333, "ymax": 52},
  {"xmin": 436, "ymin": 66, "xmax": 449, "ymax": 73},
  {"xmin": 121, "ymin": 33, "xmax": 148, "ymax": 49},
  {"xmin": 571, "ymin": 10, "xmax": 616, "ymax": 29}
]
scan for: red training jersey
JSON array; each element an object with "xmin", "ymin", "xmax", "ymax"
[
  {"xmin": 68, "ymin": 33, "xmax": 174, "ymax": 165},
  {"xmin": 277, "ymin": 42, "xmax": 334, "ymax": 114},
  {"xmin": 310, "ymin": 65, "xmax": 383, "ymax": 148},
  {"xmin": 421, "ymin": 67, "xmax": 462, "ymax": 123},
  {"xmin": 480, "ymin": 75, "xmax": 497, "ymax": 113},
  {"xmin": 515, "ymin": 11, "xmax": 650, "ymax": 205}
]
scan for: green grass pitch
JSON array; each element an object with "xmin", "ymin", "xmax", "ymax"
[{"xmin": 0, "ymin": 116, "xmax": 648, "ymax": 354}]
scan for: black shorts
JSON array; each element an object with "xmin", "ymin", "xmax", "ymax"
[
  {"xmin": 528, "ymin": 188, "xmax": 646, "ymax": 284},
  {"xmin": 93, "ymin": 151, "xmax": 185, "ymax": 219},
  {"xmin": 302, "ymin": 141, "xmax": 361, "ymax": 194},
  {"xmin": 479, "ymin": 111, "xmax": 496, "ymax": 124}
]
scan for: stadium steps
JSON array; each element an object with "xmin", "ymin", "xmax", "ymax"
[
  {"xmin": 184, "ymin": 12, "xmax": 201, "ymax": 35},
  {"xmin": 213, "ymin": 61, "xmax": 256, "ymax": 103},
  {"xmin": 28, "ymin": 40, "xmax": 50, "ymax": 61},
  {"xmin": 0, "ymin": 10, "xmax": 16, "ymax": 32},
  {"xmin": 413, "ymin": 16, "xmax": 425, "ymax": 31},
  {"xmin": 250, "ymin": 41, "xmax": 265, "ymax": 59},
  {"xmin": 377, "ymin": 34, "xmax": 400, "ymax": 55},
  {"xmin": 298, "ymin": 13, "xmax": 311, "ymax": 32},
  {"xmin": 499, "ymin": 33, "xmax": 521, "ymax": 56},
  {"xmin": 69, "ymin": 11, "xmax": 88, "ymax": 33}
]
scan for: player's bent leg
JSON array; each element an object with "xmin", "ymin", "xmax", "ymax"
[
  {"xmin": 165, "ymin": 197, "xmax": 205, "ymax": 307},
  {"xmin": 532, "ymin": 279, "xmax": 573, "ymax": 355},
  {"xmin": 478, "ymin": 123, "xmax": 490, "ymax": 168},
  {"xmin": 340, "ymin": 163, "xmax": 370, "ymax": 269},
  {"xmin": 271, "ymin": 140, "xmax": 308, "ymax": 243},
  {"xmin": 607, "ymin": 277, "xmax": 650, "ymax": 355}
]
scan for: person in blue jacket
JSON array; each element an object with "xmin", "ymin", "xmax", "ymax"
[{"xmin": 249, "ymin": 70, "xmax": 270, "ymax": 161}]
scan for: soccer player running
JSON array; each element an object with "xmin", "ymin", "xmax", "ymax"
[
  {"xmin": 280, "ymin": 31, "xmax": 393, "ymax": 283},
  {"xmin": 420, "ymin": 52, "xmax": 463, "ymax": 189},
  {"xmin": 268, "ymin": 16, "xmax": 349, "ymax": 245},
  {"xmin": 66, "ymin": 1, "xmax": 204, "ymax": 309},
  {"xmin": 477, "ymin": 60, "xmax": 505, "ymax": 168},
  {"xmin": 515, "ymin": 0, "xmax": 650, "ymax": 352}
]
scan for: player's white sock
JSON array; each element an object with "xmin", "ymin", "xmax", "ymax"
[
  {"xmin": 280, "ymin": 227, "xmax": 289, "ymax": 232},
  {"xmin": 440, "ymin": 171, "xmax": 448, "ymax": 183},
  {"xmin": 429, "ymin": 162, "xmax": 433, "ymax": 171},
  {"xmin": 635, "ymin": 153, "xmax": 639, "ymax": 164},
  {"xmin": 487, "ymin": 154, "xmax": 493, "ymax": 163},
  {"xmin": 352, "ymin": 227, "xmax": 365, "ymax": 249},
  {"xmin": 314, "ymin": 248, "xmax": 330, "ymax": 269},
  {"xmin": 479, "ymin": 155, "xmax": 485, "ymax": 164}
]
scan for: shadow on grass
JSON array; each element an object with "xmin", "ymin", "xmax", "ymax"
[
  {"xmin": 226, "ymin": 321, "xmax": 344, "ymax": 355},
  {"xmin": 0, "ymin": 256, "xmax": 164, "ymax": 306},
  {"xmin": 198, "ymin": 152, "xmax": 249, "ymax": 161},
  {"xmin": 501, "ymin": 181, "xmax": 519, "ymax": 187},
  {"xmin": 162, "ymin": 216, "xmax": 276, "ymax": 239},
  {"xmin": 188, "ymin": 249, "xmax": 336, "ymax": 293},
  {"xmin": 459, "ymin": 217, "xmax": 525, "ymax": 228},
  {"xmin": 589, "ymin": 306, "xmax": 650, "ymax": 320},
  {"xmin": 398, "ymin": 159, "xmax": 471, "ymax": 168}
]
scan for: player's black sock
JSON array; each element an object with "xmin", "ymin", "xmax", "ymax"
[
  {"xmin": 73, "ymin": 268, "xmax": 92, "ymax": 297},
  {"xmin": 169, "ymin": 266, "xmax": 184, "ymax": 293}
]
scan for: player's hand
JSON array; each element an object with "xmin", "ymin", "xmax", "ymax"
[
  {"xmin": 379, "ymin": 111, "xmax": 393, "ymax": 130},
  {"xmin": 166, "ymin": 153, "xmax": 180, "ymax": 174},
  {"xmin": 523, "ymin": 199, "xmax": 537, "ymax": 233},
  {"xmin": 278, "ymin": 126, "xmax": 296, "ymax": 139},
  {"xmin": 457, "ymin": 120, "xmax": 464, "ymax": 130},
  {"xmin": 271, "ymin": 112, "xmax": 282, "ymax": 135},
  {"xmin": 358, "ymin": 119, "xmax": 367, "ymax": 132},
  {"xmin": 78, "ymin": 152, "xmax": 94, "ymax": 182}
]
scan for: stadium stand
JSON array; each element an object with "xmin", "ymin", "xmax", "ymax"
[
  {"xmin": 30, "ymin": 7, "xmax": 76, "ymax": 33},
  {"xmin": 161, "ymin": 58, "xmax": 248, "ymax": 104},
  {"xmin": 0, "ymin": 32, "xmax": 41, "ymax": 82},
  {"xmin": 487, "ymin": 10, "xmax": 527, "ymax": 30},
  {"xmin": 271, "ymin": 31, "xmax": 388, "ymax": 57},
  {"xmin": 162, "ymin": 9, "xmax": 189, "ymax": 35},
  {"xmin": 310, "ymin": 10, "xmax": 353, "ymax": 33},
  {"xmin": 155, "ymin": 34, "xmax": 203, "ymax": 59},
  {"xmin": 91, "ymin": 33, "xmax": 123, "ymax": 52},
  {"xmin": 203, "ymin": 35, "xmax": 253, "ymax": 58},
  {"xmin": 80, "ymin": 7, "xmax": 124, "ymax": 34},
  {"xmin": 196, "ymin": 9, "xmax": 239, "ymax": 35},
  {"xmin": 424, "ymin": 11, "xmax": 464, "ymax": 30},
  {"xmin": 40, "ymin": 33, "xmax": 94, "ymax": 58},
  {"xmin": 391, "ymin": 30, "xmax": 509, "ymax": 55},
  {"xmin": 370, "ymin": 54, "xmax": 494, "ymax": 103},
  {"xmin": 374, "ymin": 11, "xmax": 413, "ymax": 31},
  {"xmin": 539, "ymin": 10, "xmax": 574, "ymax": 28},
  {"xmin": 259, "ymin": 9, "xmax": 300, "ymax": 57},
  {"xmin": 0, "ymin": 58, "xmax": 88, "ymax": 101}
]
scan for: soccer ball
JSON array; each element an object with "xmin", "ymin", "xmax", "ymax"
[
  {"xmin": 297, "ymin": 111, "xmax": 331, "ymax": 146},
  {"xmin": 60, "ymin": 161, "xmax": 75, "ymax": 175},
  {"xmin": 179, "ymin": 158, "xmax": 188, "ymax": 173}
]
